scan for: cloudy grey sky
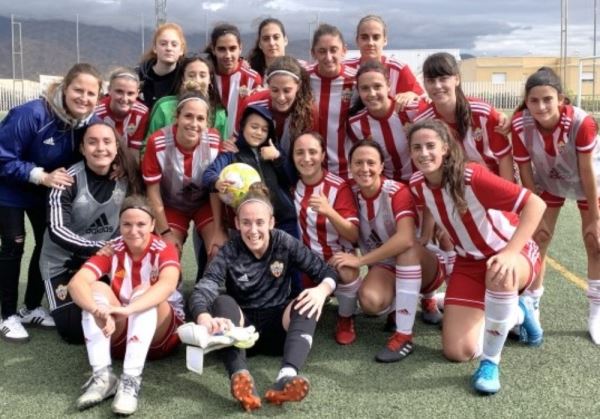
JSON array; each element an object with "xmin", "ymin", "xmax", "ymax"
[{"xmin": 1, "ymin": 0, "xmax": 597, "ymax": 56}]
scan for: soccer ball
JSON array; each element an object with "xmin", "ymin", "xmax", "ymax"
[{"xmin": 218, "ymin": 162, "xmax": 262, "ymax": 208}]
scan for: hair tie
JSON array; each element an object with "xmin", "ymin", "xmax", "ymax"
[
  {"xmin": 236, "ymin": 198, "xmax": 273, "ymax": 214},
  {"xmin": 177, "ymin": 96, "xmax": 209, "ymax": 111},
  {"xmin": 111, "ymin": 72, "xmax": 140, "ymax": 83},
  {"xmin": 119, "ymin": 205, "xmax": 155, "ymax": 219}
]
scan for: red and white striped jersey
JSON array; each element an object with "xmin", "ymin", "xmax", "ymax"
[
  {"xmin": 142, "ymin": 125, "xmax": 220, "ymax": 213},
  {"xmin": 95, "ymin": 95, "xmax": 149, "ymax": 150},
  {"xmin": 344, "ymin": 55, "xmax": 424, "ymax": 98},
  {"xmin": 413, "ymin": 97, "xmax": 511, "ymax": 175},
  {"xmin": 83, "ymin": 235, "xmax": 182, "ymax": 310},
  {"xmin": 294, "ymin": 170, "xmax": 358, "ymax": 261},
  {"xmin": 348, "ymin": 103, "xmax": 414, "ymax": 183},
  {"xmin": 351, "ymin": 177, "xmax": 416, "ymax": 264},
  {"xmin": 409, "ymin": 163, "xmax": 531, "ymax": 260},
  {"xmin": 215, "ymin": 61, "xmax": 262, "ymax": 138},
  {"xmin": 307, "ymin": 63, "xmax": 357, "ymax": 179},
  {"xmin": 235, "ymin": 90, "xmax": 319, "ymax": 155}
]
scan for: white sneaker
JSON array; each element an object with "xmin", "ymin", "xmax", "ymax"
[
  {"xmin": 76, "ymin": 367, "xmax": 118, "ymax": 410},
  {"xmin": 18, "ymin": 306, "xmax": 55, "ymax": 328},
  {"xmin": 0, "ymin": 315, "xmax": 30, "ymax": 342},
  {"xmin": 112, "ymin": 374, "xmax": 142, "ymax": 416}
]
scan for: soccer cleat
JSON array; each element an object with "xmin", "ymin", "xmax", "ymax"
[
  {"xmin": 0, "ymin": 315, "xmax": 30, "ymax": 342},
  {"xmin": 76, "ymin": 367, "xmax": 118, "ymax": 411},
  {"xmin": 588, "ymin": 314, "xmax": 600, "ymax": 344},
  {"xmin": 230, "ymin": 370, "xmax": 261, "ymax": 412},
  {"xmin": 335, "ymin": 315, "xmax": 356, "ymax": 345},
  {"xmin": 471, "ymin": 359, "xmax": 501, "ymax": 395},
  {"xmin": 375, "ymin": 332, "xmax": 414, "ymax": 363},
  {"xmin": 421, "ymin": 297, "xmax": 443, "ymax": 325},
  {"xmin": 518, "ymin": 298, "xmax": 543, "ymax": 347},
  {"xmin": 265, "ymin": 375, "xmax": 310, "ymax": 405},
  {"xmin": 111, "ymin": 374, "xmax": 142, "ymax": 416},
  {"xmin": 18, "ymin": 306, "xmax": 55, "ymax": 328}
]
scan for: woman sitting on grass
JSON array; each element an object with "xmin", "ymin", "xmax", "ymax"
[
  {"xmin": 188, "ymin": 183, "xmax": 337, "ymax": 412},
  {"xmin": 68, "ymin": 195, "xmax": 183, "ymax": 415}
]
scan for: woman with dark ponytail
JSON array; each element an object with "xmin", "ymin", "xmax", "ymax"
[
  {"xmin": 413, "ymin": 52, "xmax": 514, "ymax": 181},
  {"xmin": 408, "ymin": 119, "xmax": 546, "ymax": 395}
]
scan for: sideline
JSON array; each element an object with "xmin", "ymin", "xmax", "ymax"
[{"xmin": 546, "ymin": 256, "xmax": 587, "ymax": 290}]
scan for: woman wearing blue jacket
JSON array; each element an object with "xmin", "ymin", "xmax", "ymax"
[{"xmin": 0, "ymin": 63, "xmax": 103, "ymax": 342}]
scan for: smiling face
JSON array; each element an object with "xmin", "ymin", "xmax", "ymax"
[
  {"xmin": 183, "ymin": 60, "xmax": 210, "ymax": 96},
  {"xmin": 356, "ymin": 19, "xmax": 387, "ymax": 61},
  {"xmin": 120, "ymin": 208, "xmax": 155, "ymax": 253},
  {"xmin": 259, "ymin": 23, "xmax": 288, "ymax": 62},
  {"xmin": 350, "ymin": 144, "xmax": 384, "ymax": 195},
  {"xmin": 357, "ymin": 70, "xmax": 391, "ymax": 117},
  {"xmin": 293, "ymin": 133, "xmax": 325, "ymax": 183},
  {"xmin": 80, "ymin": 124, "xmax": 118, "ymax": 175},
  {"xmin": 525, "ymin": 85, "xmax": 563, "ymax": 130},
  {"xmin": 312, "ymin": 34, "xmax": 346, "ymax": 78},
  {"xmin": 268, "ymin": 74, "xmax": 299, "ymax": 113},
  {"xmin": 108, "ymin": 77, "xmax": 139, "ymax": 118},
  {"xmin": 235, "ymin": 201, "xmax": 274, "ymax": 258},
  {"xmin": 243, "ymin": 113, "xmax": 269, "ymax": 147},
  {"xmin": 423, "ymin": 74, "xmax": 459, "ymax": 107},
  {"xmin": 153, "ymin": 28, "xmax": 184, "ymax": 66},
  {"xmin": 214, "ymin": 33, "xmax": 241, "ymax": 75},
  {"xmin": 63, "ymin": 73, "xmax": 100, "ymax": 119},
  {"xmin": 175, "ymin": 99, "xmax": 208, "ymax": 148},
  {"xmin": 409, "ymin": 128, "xmax": 448, "ymax": 184}
]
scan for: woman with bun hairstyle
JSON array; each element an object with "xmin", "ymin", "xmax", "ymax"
[{"xmin": 0, "ymin": 63, "xmax": 102, "ymax": 342}]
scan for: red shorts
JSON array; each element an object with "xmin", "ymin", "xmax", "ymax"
[
  {"xmin": 540, "ymin": 190, "xmax": 600, "ymax": 210},
  {"xmin": 111, "ymin": 304, "xmax": 183, "ymax": 361},
  {"xmin": 445, "ymin": 240, "xmax": 541, "ymax": 310},
  {"xmin": 165, "ymin": 201, "xmax": 213, "ymax": 235}
]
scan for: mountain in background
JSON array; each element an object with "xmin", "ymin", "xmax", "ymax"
[{"xmin": 0, "ymin": 16, "xmax": 311, "ymax": 81}]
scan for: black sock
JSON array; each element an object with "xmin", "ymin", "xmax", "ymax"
[
  {"xmin": 281, "ymin": 304, "xmax": 318, "ymax": 372},
  {"xmin": 211, "ymin": 295, "xmax": 247, "ymax": 377}
]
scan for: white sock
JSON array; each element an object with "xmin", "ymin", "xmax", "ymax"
[
  {"xmin": 122, "ymin": 305, "xmax": 158, "ymax": 377},
  {"xmin": 587, "ymin": 279, "xmax": 600, "ymax": 319},
  {"xmin": 421, "ymin": 291, "xmax": 436, "ymax": 300},
  {"xmin": 276, "ymin": 366, "xmax": 297, "ymax": 381},
  {"xmin": 473, "ymin": 322, "xmax": 484, "ymax": 359},
  {"xmin": 481, "ymin": 290, "xmax": 518, "ymax": 364},
  {"xmin": 335, "ymin": 277, "xmax": 361, "ymax": 317},
  {"xmin": 395, "ymin": 265, "xmax": 422, "ymax": 335},
  {"xmin": 82, "ymin": 294, "xmax": 112, "ymax": 374}
]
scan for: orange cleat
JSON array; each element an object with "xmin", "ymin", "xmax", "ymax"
[
  {"xmin": 230, "ymin": 370, "xmax": 261, "ymax": 412},
  {"xmin": 264, "ymin": 375, "xmax": 310, "ymax": 405},
  {"xmin": 335, "ymin": 315, "xmax": 356, "ymax": 345}
]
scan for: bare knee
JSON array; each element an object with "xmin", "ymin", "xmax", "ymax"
[
  {"xmin": 533, "ymin": 228, "xmax": 553, "ymax": 251},
  {"xmin": 358, "ymin": 287, "xmax": 389, "ymax": 315},
  {"xmin": 442, "ymin": 343, "xmax": 478, "ymax": 362}
]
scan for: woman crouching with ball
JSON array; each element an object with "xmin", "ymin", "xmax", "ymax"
[{"xmin": 188, "ymin": 183, "xmax": 337, "ymax": 412}]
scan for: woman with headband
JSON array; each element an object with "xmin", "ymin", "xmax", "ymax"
[
  {"xmin": 95, "ymin": 68, "xmax": 149, "ymax": 159},
  {"xmin": 0, "ymin": 63, "xmax": 103, "ymax": 342},
  {"xmin": 142, "ymin": 92, "xmax": 221, "ymax": 258},
  {"xmin": 68, "ymin": 195, "xmax": 184, "ymax": 415},
  {"xmin": 189, "ymin": 183, "xmax": 337, "ymax": 411},
  {"xmin": 235, "ymin": 56, "xmax": 318, "ymax": 157}
]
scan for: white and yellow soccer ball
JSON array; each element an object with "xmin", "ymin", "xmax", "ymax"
[{"xmin": 218, "ymin": 162, "xmax": 262, "ymax": 208}]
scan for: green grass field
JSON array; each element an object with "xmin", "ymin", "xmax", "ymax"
[{"xmin": 1, "ymin": 200, "xmax": 598, "ymax": 418}]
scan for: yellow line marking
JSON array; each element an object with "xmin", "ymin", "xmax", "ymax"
[{"xmin": 546, "ymin": 256, "xmax": 588, "ymax": 290}]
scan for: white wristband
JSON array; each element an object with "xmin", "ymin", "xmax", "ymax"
[
  {"xmin": 29, "ymin": 167, "xmax": 45, "ymax": 185},
  {"xmin": 322, "ymin": 277, "xmax": 337, "ymax": 292}
]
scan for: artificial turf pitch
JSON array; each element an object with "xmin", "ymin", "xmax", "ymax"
[{"xmin": 1, "ymin": 200, "xmax": 598, "ymax": 418}]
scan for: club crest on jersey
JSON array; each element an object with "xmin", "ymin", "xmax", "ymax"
[
  {"xmin": 341, "ymin": 88, "xmax": 353, "ymax": 103},
  {"xmin": 55, "ymin": 284, "xmax": 68, "ymax": 301},
  {"xmin": 270, "ymin": 261, "xmax": 284, "ymax": 278},
  {"xmin": 557, "ymin": 137, "xmax": 567, "ymax": 154},
  {"xmin": 126, "ymin": 123, "xmax": 137, "ymax": 135},
  {"xmin": 472, "ymin": 127, "xmax": 483, "ymax": 142},
  {"xmin": 150, "ymin": 267, "xmax": 159, "ymax": 284}
]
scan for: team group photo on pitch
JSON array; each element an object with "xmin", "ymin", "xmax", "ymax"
[{"xmin": 1, "ymin": 12, "xmax": 599, "ymax": 416}]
